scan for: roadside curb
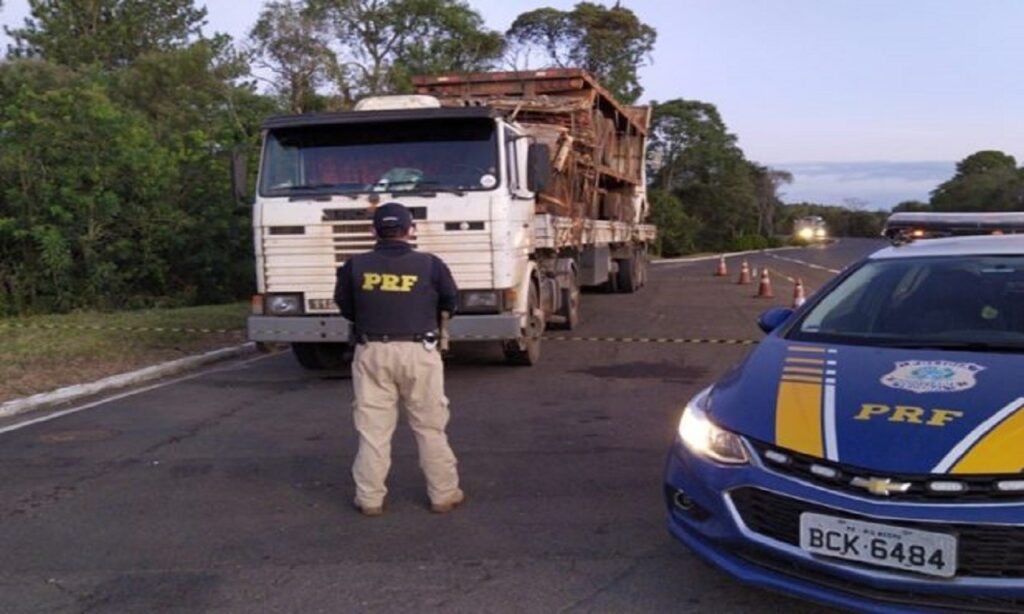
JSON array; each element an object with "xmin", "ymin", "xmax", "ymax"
[
  {"xmin": 652, "ymin": 246, "xmax": 795, "ymax": 265},
  {"xmin": 0, "ymin": 343, "xmax": 257, "ymax": 420}
]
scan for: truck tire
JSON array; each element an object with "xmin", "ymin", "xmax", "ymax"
[
  {"xmin": 550, "ymin": 269, "xmax": 580, "ymax": 330},
  {"xmin": 503, "ymin": 282, "xmax": 543, "ymax": 366},
  {"xmin": 291, "ymin": 343, "xmax": 354, "ymax": 371},
  {"xmin": 615, "ymin": 255, "xmax": 640, "ymax": 294}
]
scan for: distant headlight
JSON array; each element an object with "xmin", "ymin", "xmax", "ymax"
[
  {"xmin": 677, "ymin": 387, "xmax": 749, "ymax": 465},
  {"xmin": 815, "ymin": 228, "xmax": 827, "ymax": 238},
  {"xmin": 459, "ymin": 290, "xmax": 502, "ymax": 313},
  {"xmin": 798, "ymin": 228, "xmax": 814, "ymax": 240},
  {"xmin": 266, "ymin": 293, "xmax": 303, "ymax": 316}
]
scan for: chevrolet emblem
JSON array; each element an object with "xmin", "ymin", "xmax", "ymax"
[{"xmin": 850, "ymin": 476, "xmax": 912, "ymax": 497}]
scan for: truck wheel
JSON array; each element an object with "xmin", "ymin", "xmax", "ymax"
[
  {"xmin": 291, "ymin": 343, "xmax": 353, "ymax": 370},
  {"xmin": 615, "ymin": 255, "xmax": 640, "ymax": 294},
  {"xmin": 550, "ymin": 269, "xmax": 580, "ymax": 330},
  {"xmin": 503, "ymin": 283, "xmax": 543, "ymax": 366}
]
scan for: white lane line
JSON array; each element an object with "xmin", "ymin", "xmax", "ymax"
[
  {"xmin": 767, "ymin": 253, "xmax": 842, "ymax": 275},
  {"xmin": 0, "ymin": 352, "xmax": 279, "ymax": 437},
  {"xmin": 652, "ymin": 246, "xmax": 793, "ymax": 265},
  {"xmin": 931, "ymin": 398, "xmax": 1024, "ymax": 474}
]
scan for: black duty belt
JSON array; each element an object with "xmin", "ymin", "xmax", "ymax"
[{"xmin": 357, "ymin": 332, "xmax": 437, "ymax": 344}]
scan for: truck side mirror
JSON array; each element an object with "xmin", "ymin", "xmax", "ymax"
[
  {"xmin": 231, "ymin": 150, "xmax": 252, "ymax": 205},
  {"xmin": 527, "ymin": 143, "xmax": 552, "ymax": 193}
]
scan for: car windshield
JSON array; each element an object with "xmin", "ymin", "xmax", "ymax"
[
  {"xmin": 259, "ymin": 118, "xmax": 499, "ymax": 197},
  {"xmin": 791, "ymin": 255, "xmax": 1024, "ymax": 350}
]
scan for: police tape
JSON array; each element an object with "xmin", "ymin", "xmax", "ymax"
[
  {"xmin": 547, "ymin": 335, "xmax": 758, "ymax": 345},
  {"xmin": 0, "ymin": 323, "xmax": 759, "ymax": 345},
  {"xmin": 0, "ymin": 323, "xmax": 243, "ymax": 334}
]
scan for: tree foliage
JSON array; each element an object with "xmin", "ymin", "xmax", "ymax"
[
  {"xmin": 248, "ymin": 1, "xmax": 336, "ymax": 113},
  {"xmin": 508, "ymin": 2, "xmax": 655, "ymax": 104},
  {"xmin": 308, "ymin": 0, "xmax": 504, "ymax": 105},
  {"xmin": 6, "ymin": 0, "xmax": 207, "ymax": 68},
  {"xmin": 930, "ymin": 150, "xmax": 1024, "ymax": 212}
]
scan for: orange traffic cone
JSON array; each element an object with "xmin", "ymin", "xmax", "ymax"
[
  {"xmin": 714, "ymin": 255, "xmax": 728, "ymax": 277},
  {"xmin": 737, "ymin": 260, "xmax": 752, "ymax": 285},
  {"xmin": 755, "ymin": 268, "xmax": 774, "ymax": 298},
  {"xmin": 792, "ymin": 278, "xmax": 807, "ymax": 308}
]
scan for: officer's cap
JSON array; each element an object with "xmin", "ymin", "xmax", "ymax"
[{"xmin": 373, "ymin": 202, "xmax": 413, "ymax": 233}]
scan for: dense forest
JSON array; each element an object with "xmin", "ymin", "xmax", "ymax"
[{"xmin": 1, "ymin": 1, "xmax": 1019, "ymax": 315}]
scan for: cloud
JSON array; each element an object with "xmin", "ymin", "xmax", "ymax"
[{"xmin": 774, "ymin": 161, "xmax": 956, "ymax": 209}]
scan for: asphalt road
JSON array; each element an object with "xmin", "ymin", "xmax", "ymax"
[{"xmin": 0, "ymin": 238, "xmax": 886, "ymax": 614}]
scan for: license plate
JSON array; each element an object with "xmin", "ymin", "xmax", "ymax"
[{"xmin": 799, "ymin": 513, "xmax": 957, "ymax": 578}]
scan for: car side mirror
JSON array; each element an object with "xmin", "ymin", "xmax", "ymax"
[
  {"xmin": 758, "ymin": 307, "xmax": 794, "ymax": 334},
  {"xmin": 231, "ymin": 150, "xmax": 252, "ymax": 206},
  {"xmin": 526, "ymin": 143, "xmax": 552, "ymax": 193}
]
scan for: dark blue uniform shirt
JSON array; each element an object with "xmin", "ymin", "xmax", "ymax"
[{"xmin": 334, "ymin": 240, "xmax": 458, "ymax": 337}]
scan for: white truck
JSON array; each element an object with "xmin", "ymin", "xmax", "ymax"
[{"xmin": 243, "ymin": 69, "xmax": 656, "ymax": 368}]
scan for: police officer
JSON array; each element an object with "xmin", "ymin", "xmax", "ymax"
[{"xmin": 334, "ymin": 202, "xmax": 463, "ymax": 517}]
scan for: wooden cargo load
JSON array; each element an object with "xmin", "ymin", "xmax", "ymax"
[{"xmin": 413, "ymin": 69, "xmax": 650, "ymax": 225}]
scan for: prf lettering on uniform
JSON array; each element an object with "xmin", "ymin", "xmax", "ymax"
[
  {"xmin": 362, "ymin": 273, "xmax": 418, "ymax": 292},
  {"xmin": 853, "ymin": 403, "xmax": 964, "ymax": 427}
]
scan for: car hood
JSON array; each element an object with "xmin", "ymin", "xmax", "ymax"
[{"xmin": 708, "ymin": 336, "xmax": 1024, "ymax": 475}]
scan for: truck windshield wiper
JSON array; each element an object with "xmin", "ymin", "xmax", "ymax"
[{"xmin": 378, "ymin": 181, "xmax": 466, "ymax": 197}]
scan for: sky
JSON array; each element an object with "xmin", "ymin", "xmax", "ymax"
[{"xmin": 1, "ymin": 0, "xmax": 1021, "ymax": 208}]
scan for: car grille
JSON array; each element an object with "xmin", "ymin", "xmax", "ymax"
[
  {"xmin": 736, "ymin": 549, "xmax": 1024, "ymax": 613},
  {"xmin": 751, "ymin": 440, "xmax": 1024, "ymax": 503},
  {"xmin": 731, "ymin": 487, "xmax": 1024, "ymax": 579}
]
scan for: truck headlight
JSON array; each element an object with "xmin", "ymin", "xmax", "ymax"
[
  {"xmin": 459, "ymin": 290, "xmax": 502, "ymax": 313},
  {"xmin": 815, "ymin": 228, "xmax": 827, "ymax": 238},
  {"xmin": 266, "ymin": 293, "xmax": 303, "ymax": 316},
  {"xmin": 798, "ymin": 228, "xmax": 814, "ymax": 240},
  {"xmin": 677, "ymin": 387, "xmax": 749, "ymax": 465}
]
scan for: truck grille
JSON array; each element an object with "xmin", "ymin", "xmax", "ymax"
[{"xmin": 730, "ymin": 487, "xmax": 1024, "ymax": 579}]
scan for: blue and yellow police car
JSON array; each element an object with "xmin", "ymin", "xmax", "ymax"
[{"xmin": 665, "ymin": 234, "xmax": 1024, "ymax": 612}]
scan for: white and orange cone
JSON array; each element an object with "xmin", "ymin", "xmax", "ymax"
[
  {"xmin": 792, "ymin": 278, "xmax": 807, "ymax": 308},
  {"xmin": 737, "ymin": 260, "xmax": 752, "ymax": 285},
  {"xmin": 714, "ymin": 255, "xmax": 728, "ymax": 277},
  {"xmin": 755, "ymin": 268, "xmax": 774, "ymax": 298}
]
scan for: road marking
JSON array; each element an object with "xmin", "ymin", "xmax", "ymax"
[
  {"xmin": 0, "ymin": 352, "xmax": 278, "ymax": 437},
  {"xmin": 653, "ymin": 246, "xmax": 793, "ymax": 266},
  {"xmin": 545, "ymin": 336, "xmax": 758, "ymax": 345},
  {"xmin": 767, "ymin": 253, "xmax": 842, "ymax": 275}
]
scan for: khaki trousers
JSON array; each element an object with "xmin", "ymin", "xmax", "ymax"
[{"xmin": 351, "ymin": 341, "xmax": 460, "ymax": 508}]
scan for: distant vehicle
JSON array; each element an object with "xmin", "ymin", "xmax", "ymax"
[
  {"xmin": 793, "ymin": 216, "xmax": 828, "ymax": 242},
  {"xmin": 665, "ymin": 233, "xmax": 1024, "ymax": 612},
  {"xmin": 241, "ymin": 69, "xmax": 656, "ymax": 368},
  {"xmin": 883, "ymin": 212, "xmax": 1024, "ymax": 244}
]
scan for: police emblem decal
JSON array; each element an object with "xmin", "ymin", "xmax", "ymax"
[{"xmin": 881, "ymin": 361, "xmax": 985, "ymax": 394}]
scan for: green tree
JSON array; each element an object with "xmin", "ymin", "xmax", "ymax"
[
  {"xmin": 0, "ymin": 62, "xmax": 177, "ymax": 313},
  {"xmin": 750, "ymin": 163, "xmax": 792, "ymax": 237},
  {"xmin": 930, "ymin": 150, "xmax": 1024, "ymax": 212},
  {"xmin": 248, "ymin": 0, "xmax": 336, "ymax": 113},
  {"xmin": 7, "ymin": 0, "xmax": 207, "ymax": 68},
  {"xmin": 647, "ymin": 189, "xmax": 697, "ymax": 257},
  {"xmin": 892, "ymin": 199, "xmax": 931, "ymax": 212},
  {"xmin": 309, "ymin": 0, "xmax": 504, "ymax": 104},
  {"xmin": 648, "ymin": 98, "xmax": 757, "ymax": 250},
  {"xmin": 508, "ymin": 2, "xmax": 655, "ymax": 104}
]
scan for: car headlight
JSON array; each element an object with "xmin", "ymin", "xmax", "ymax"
[
  {"xmin": 677, "ymin": 387, "xmax": 749, "ymax": 465},
  {"xmin": 798, "ymin": 228, "xmax": 814, "ymax": 240},
  {"xmin": 815, "ymin": 228, "xmax": 827, "ymax": 238},
  {"xmin": 266, "ymin": 293, "xmax": 303, "ymax": 316},
  {"xmin": 459, "ymin": 290, "xmax": 502, "ymax": 313}
]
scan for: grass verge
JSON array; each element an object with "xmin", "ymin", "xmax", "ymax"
[{"xmin": 0, "ymin": 303, "xmax": 249, "ymax": 403}]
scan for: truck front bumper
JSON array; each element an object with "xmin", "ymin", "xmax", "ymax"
[{"xmin": 248, "ymin": 314, "xmax": 523, "ymax": 344}]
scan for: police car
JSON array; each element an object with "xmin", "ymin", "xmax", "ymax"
[{"xmin": 665, "ymin": 234, "xmax": 1024, "ymax": 612}]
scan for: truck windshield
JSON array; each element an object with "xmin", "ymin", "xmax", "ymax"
[
  {"xmin": 259, "ymin": 118, "xmax": 499, "ymax": 197},
  {"xmin": 790, "ymin": 256, "xmax": 1024, "ymax": 351}
]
